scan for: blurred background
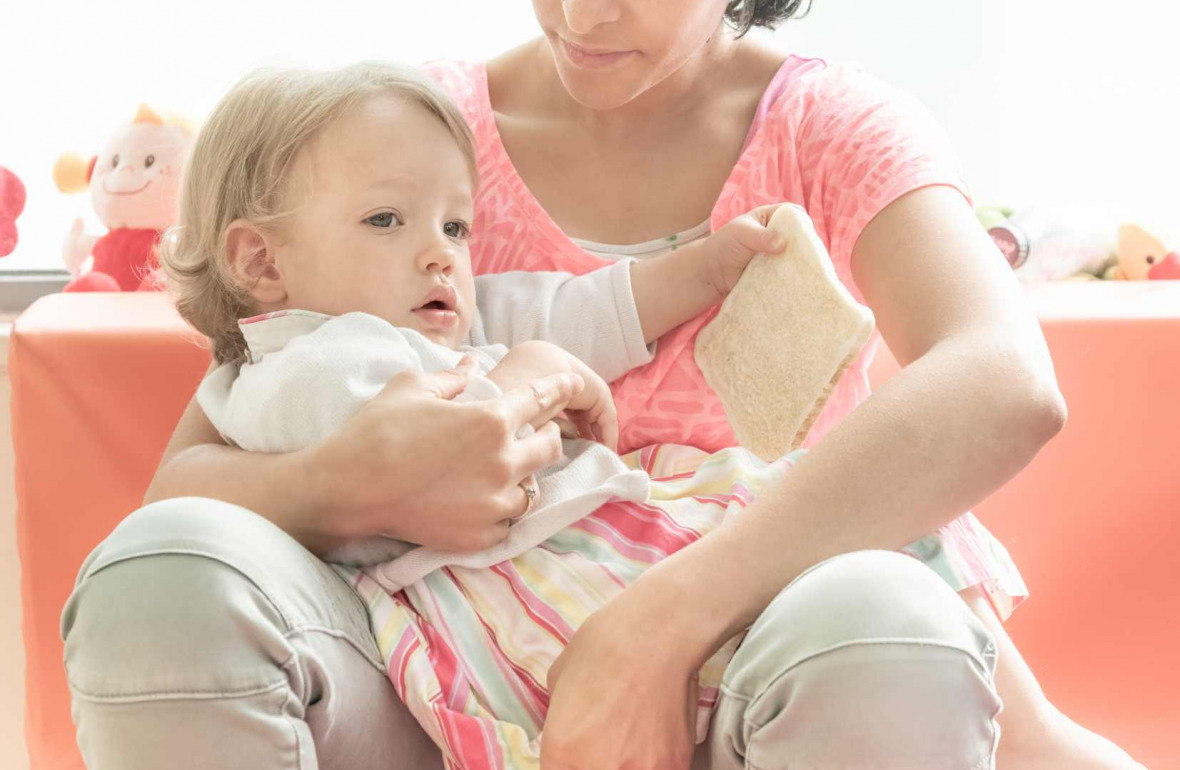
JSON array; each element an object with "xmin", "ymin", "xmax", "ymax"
[
  {"xmin": 1, "ymin": 0, "xmax": 1177, "ymax": 271},
  {"xmin": 0, "ymin": 2, "xmax": 1177, "ymax": 768}
]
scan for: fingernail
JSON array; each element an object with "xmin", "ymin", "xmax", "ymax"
[{"xmin": 771, "ymin": 236, "xmax": 786, "ymax": 250}]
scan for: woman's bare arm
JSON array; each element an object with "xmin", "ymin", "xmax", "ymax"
[
  {"xmin": 142, "ymin": 378, "xmax": 336, "ymax": 548},
  {"xmin": 596, "ymin": 185, "xmax": 1068, "ymax": 669},
  {"xmin": 143, "ymin": 361, "xmax": 584, "ymax": 556}
]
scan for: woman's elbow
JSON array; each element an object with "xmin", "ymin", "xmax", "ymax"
[{"xmin": 1012, "ymin": 377, "xmax": 1068, "ymax": 449}]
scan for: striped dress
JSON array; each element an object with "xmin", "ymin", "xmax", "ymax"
[{"xmin": 336, "ymin": 445, "xmax": 1023, "ymax": 769}]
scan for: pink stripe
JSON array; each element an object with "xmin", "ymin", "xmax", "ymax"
[
  {"xmin": 488, "ymin": 563, "xmax": 575, "ymax": 642},
  {"xmin": 573, "ymin": 501, "xmax": 705, "ymax": 561},
  {"xmin": 390, "ymin": 633, "xmax": 420, "ymax": 696}
]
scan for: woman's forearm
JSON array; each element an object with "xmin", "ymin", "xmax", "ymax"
[
  {"xmin": 143, "ymin": 389, "xmax": 340, "ymax": 554},
  {"xmin": 630, "ymin": 334, "xmax": 1067, "ymax": 671},
  {"xmin": 144, "ymin": 442, "xmax": 341, "ymax": 554}
]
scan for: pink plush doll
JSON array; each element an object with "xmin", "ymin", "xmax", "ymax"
[
  {"xmin": 0, "ymin": 167, "xmax": 26, "ymax": 257},
  {"xmin": 53, "ymin": 104, "xmax": 193, "ymax": 291}
]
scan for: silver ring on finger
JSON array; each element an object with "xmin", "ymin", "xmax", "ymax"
[{"xmin": 518, "ymin": 474, "xmax": 539, "ymax": 519}]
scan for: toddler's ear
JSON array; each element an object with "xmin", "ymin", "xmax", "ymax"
[{"xmin": 225, "ymin": 219, "xmax": 286, "ymax": 305}]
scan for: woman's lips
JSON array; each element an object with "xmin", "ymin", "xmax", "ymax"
[{"xmin": 559, "ymin": 38, "xmax": 635, "ymax": 69}]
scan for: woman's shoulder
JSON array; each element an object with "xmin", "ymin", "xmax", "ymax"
[{"xmin": 759, "ymin": 54, "xmax": 923, "ymax": 130}]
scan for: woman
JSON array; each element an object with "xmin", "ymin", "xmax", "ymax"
[{"xmin": 62, "ymin": 1, "xmax": 1142, "ymax": 768}]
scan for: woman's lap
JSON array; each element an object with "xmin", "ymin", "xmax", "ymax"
[
  {"xmin": 61, "ymin": 497, "xmax": 441, "ymax": 770},
  {"xmin": 62, "ymin": 496, "xmax": 1000, "ymax": 769}
]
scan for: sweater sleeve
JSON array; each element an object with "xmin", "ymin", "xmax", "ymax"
[{"xmin": 467, "ymin": 258, "xmax": 654, "ymax": 383}]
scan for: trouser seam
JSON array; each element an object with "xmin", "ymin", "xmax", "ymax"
[
  {"xmin": 70, "ymin": 628, "xmax": 385, "ymax": 704},
  {"xmin": 84, "ymin": 548, "xmax": 299, "ymax": 631},
  {"xmin": 283, "ymin": 624, "xmax": 385, "ymax": 674},
  {"xmin": 84, "ymin": 549, "xmax": 385, "ymax": 673},
  {"xmin": 67, "ymin": 676, "xmax": 290, "ymax": 704},
  {"xmin": 277, "ymin": 654, "xmax": 306, "ymax": 770}
]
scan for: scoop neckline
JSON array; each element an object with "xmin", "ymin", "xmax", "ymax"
[
  {"xmin": 569, "ymin": 217, "xmax": 712, "ymax": 256},
  {"xmin": 474, "ymin": 55, "xmax": 802, "ymax": 274}
]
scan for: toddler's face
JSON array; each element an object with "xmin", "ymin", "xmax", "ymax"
[{"xmin": 273, "ymin": 94, "xmax": 477, "ymax": 348}]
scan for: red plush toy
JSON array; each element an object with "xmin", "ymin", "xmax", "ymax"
[
  {"xmin": 0, "ymin": 166, "xmax": 26, "ymax": 258},
  {"xmin": 53, "ymin": 104, "xmax": 193, "ymax": 291}
]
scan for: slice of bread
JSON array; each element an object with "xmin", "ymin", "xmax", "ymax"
[{"xmin": 695, "ymin": 204, "xmax": 876, "ymax": 461}]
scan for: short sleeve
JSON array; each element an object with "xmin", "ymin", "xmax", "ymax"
[{"xmin": 795, "ymin": 63, "xmax": 973, "ymax": 302}]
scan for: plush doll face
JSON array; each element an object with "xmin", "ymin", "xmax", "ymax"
[
  {"xmin": 89, "ymin": 121, "xmax": 192, "ymax": 230},
  {"xmin": 1118, "ymin": 225, "xmax": 1180, "ymax": 280}
]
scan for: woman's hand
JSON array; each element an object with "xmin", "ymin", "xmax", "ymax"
[
  {"xmin": 308, "ymin": 357, "xmax": 586, "ymax": 553},
  {"xmin": 541, "ymin": 594, "xmax": 700, "ymax": 770},
  {"xmin": 699, "ymin": 203, "xmax": 787, "ymax": 300}
]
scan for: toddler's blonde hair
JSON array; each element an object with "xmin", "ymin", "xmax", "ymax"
[{"xmin": 160, "ymin": 61, "xmax": 477, "ymax": 364}]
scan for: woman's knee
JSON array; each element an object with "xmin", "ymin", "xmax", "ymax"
[
  {"xmin": 62, "ymin": 497, "xmax": 374, "ymax": 698},
  {"xmin": 721, "ymin": 550, "xmax": 1000, "ymax": 769},
  {"xmin": 62, "ymin": 499, "xmax": 298, "ymax": 698},
  {"xmin": 775, "ymin": 549, "xmax": 995, "ymax": 660},
  {"xmin": 62, "ymin": 498, "xmax": 436, "ymax": 768}
]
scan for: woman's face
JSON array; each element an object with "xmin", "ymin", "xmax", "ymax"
[{"xmin": 532, "ymin": 0, "xmax": 731, "ymax": 110}]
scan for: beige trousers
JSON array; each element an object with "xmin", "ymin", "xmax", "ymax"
[{"xmin": 62, "ymin": 498, "xmax": 1001, "ymax": 770}]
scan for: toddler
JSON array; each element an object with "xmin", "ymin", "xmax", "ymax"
[{"xmin": 162, "ymin": 62, "xmax": 792, "ymax": 766}]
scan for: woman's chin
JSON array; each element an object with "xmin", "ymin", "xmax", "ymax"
[{"xmin": 552, "ymin": 65, "xmax": 648, "ymax": 112}]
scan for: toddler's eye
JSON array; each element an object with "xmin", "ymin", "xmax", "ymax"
[
  {"xmin": 444, "ymin": 221, "xmax": 470, "ymax": 239},
  {"xmin": 366, "ymin": 212, "xmax": 400, "ymax": 228},
  {"xmin": 145, "ymin": 154, "xmax": 155, "ymax": 169}
]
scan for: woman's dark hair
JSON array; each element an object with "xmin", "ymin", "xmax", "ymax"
[{"xmin": 724, "ymin": 0, "xmax": 812, "ymax": 37}]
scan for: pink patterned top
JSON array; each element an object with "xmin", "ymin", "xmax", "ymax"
[{"xmin": 425, "ymin": 55, "xmax": 971, "ymax": 456}]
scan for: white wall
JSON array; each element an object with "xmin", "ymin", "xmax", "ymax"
[
  {"xmin": 3, "ymin": 1, "xmax": 1178, "ymax": 273},
  {"xmin": 784, "ymin": 0, "xmax": 1180, "ymax": 226}
]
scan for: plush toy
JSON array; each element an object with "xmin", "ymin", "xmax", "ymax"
[
  {"xmin": 0, "ymin": 166, "xmax": 26, "ymax": 257},
  {"xmin": 977, "ymin": 205, "xmax": 1116, "ymax": 283},
  {"xmin": 53, "ymin": 104, "xmax": 193, "ymax": 292},
  {"xmin": 1104, "ymin": 224, "xmax": 1180, "ymax": 280}
]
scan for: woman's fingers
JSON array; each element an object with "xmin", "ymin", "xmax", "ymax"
[
  {"xmin": 377, "ymin": 360, "xmax": 473, "ymax": 402},
  {"xmin": 511, "ymin": 420, "xmax": 565, "ymax": 479},
  {"xmin": 499, "ymin": 372, "xmax": 584, "ymax": 430}
]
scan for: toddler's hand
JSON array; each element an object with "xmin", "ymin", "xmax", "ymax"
[
  {"xmin": 700, "ymin": 204, "xmax": 788, "ymax": 300},
  {"xmin": 562, "ymin": 355, "xmax": 620, "ymax": 453}
]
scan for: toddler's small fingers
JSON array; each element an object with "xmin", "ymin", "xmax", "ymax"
[
  {"xmin": 763, "ymin": 228, "xmax": 787, "ymax": 253},
  {"xmin": 749, "ymin": 203, "xmax": 785, "ymax": 226},
  {"xmin": 732, "ymin": 219, "xmax": 785, "ymax": 254}
]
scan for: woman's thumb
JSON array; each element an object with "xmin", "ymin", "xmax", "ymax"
[{"xmin": 379, "ymin": 359, "xmax": 473, "ymax": 402}]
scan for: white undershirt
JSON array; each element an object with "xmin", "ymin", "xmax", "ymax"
[{"xmin": 570, "ymin": 218, "xmax": 712, "ymax": 261}]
